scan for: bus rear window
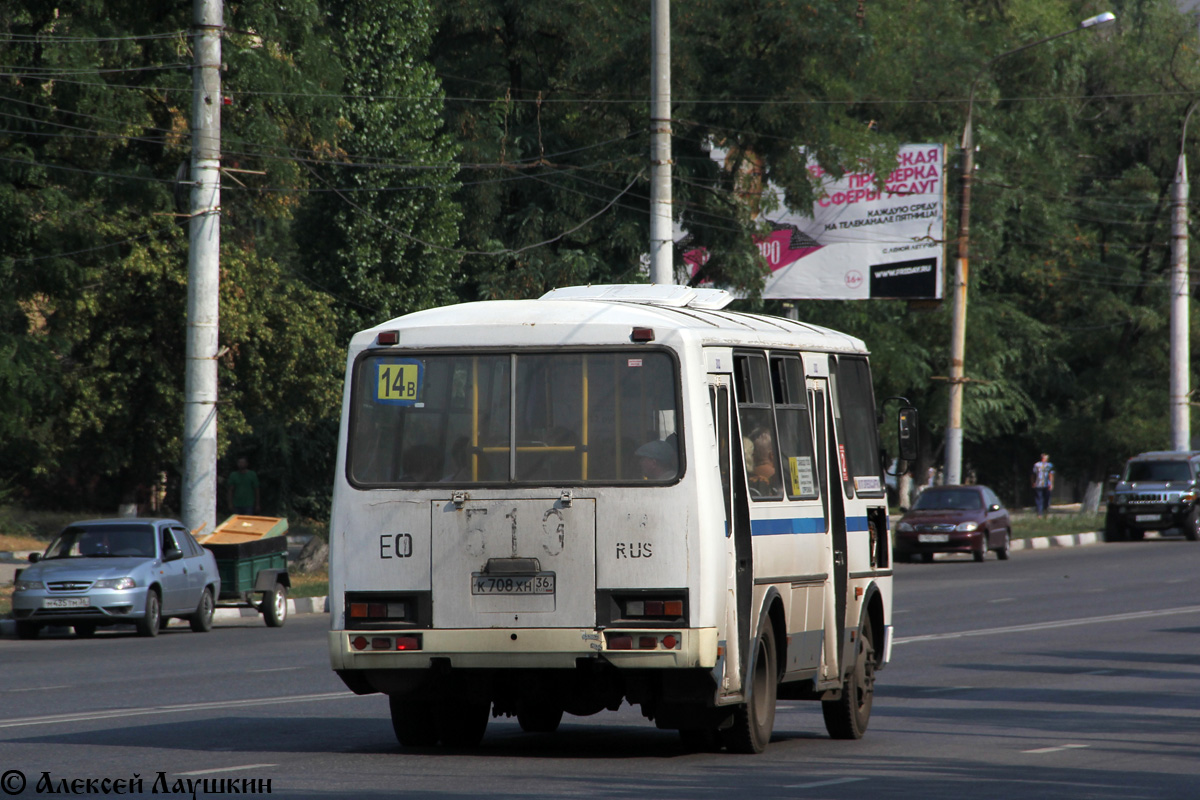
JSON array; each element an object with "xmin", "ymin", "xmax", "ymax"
[{"xmin": 347, "ymin": 350, "xmax": 681, "ymax": 486}]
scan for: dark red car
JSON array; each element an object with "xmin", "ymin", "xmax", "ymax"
[{"xmin": 894, "ymin": 485, "xmax": 1012, "ymax": 563}]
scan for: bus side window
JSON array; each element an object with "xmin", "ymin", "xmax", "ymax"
[
  {"xmin": 771, "ymin": 356, "xmax": 819, "ymax": 500},
  {"xmin": 734, "ymin": 353, "xmax": 782, "ymax": 500}
]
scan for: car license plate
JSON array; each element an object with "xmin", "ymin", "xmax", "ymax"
[
  {"xmin": 1135, "ymin": 514, "xmax": 1159, "ymax": 522},
  {"xmin": 44, "ymin": 597, "xmax": 90, "ymax": 609},
  {"xmin": 918, "ymin": 534, "xmax": 949, "ymax": 543},
  {"xmin": 471, "ymin": 573, "xmax": 555, "ymax": 596}
]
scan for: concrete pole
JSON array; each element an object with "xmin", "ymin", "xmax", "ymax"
[
  {"xmin": 649, "ymin": 0, "xmax": 673, "ymax": 285},
  {"xmin": 183, "ymin": 0, "xmax": 222, "ymax": 536},
  {"xmin": 1170, "ymin": 153, "xmax": 1190, "ymax": 451},
  {"xmin": 945, "ymin": 109, "xmax": 973, "ymax": 487}
]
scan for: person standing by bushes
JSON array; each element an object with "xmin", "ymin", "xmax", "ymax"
[{"xmin": 1031, "ymin": 453, "xmax": 1055, "ymax": 518}]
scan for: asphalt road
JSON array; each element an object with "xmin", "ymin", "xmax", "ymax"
[{"xmin": 1, "ymin": 541, "xmax": 1198, "ymax": 799}]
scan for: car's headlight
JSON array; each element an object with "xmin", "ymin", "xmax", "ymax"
[
  {"xmin": 956, "ymin": 521, "xmax": 980, "ymax": 532},
  {"xmin": 897, "ymin": 522, "xmax": 913, "ymax": 532},
  {"xmin": 93, "ymin": 577, "xmax": 136, "ymax": 590},
  {"xmin": 13, "ymin": 579, "xmax": 43, "ymax": 592}
]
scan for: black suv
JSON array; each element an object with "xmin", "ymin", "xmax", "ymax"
[{"xmin": 1105, "ymin": 451, "xmax": 1200, "ymax": 542}]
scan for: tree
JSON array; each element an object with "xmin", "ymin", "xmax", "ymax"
[{"xmin": 294, "ymin": 0, "xmax": 462, "ymax": 340}]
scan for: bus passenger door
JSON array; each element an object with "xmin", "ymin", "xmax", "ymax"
[
  {"xmin": 709, "ymin": 375, "xmax": 751, "ymax": 697},
  {"xmin": 808, "ymin": 379, "xmax": 845, "ymax": 684}
]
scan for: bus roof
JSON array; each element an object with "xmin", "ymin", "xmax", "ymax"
[{"xmin": 351, "ymin": 284, "xmax": 868, "ymax": 354}]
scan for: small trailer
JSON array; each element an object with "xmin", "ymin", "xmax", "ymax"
[{"xmin": 197, "ymin": 515, "xmax": 291, "ymax": 627}]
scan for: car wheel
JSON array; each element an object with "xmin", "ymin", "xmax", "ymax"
[
  {"xmin": 973, "ymin": 533, "xmax": 986, "ymax": 562},
  {"xmin": 1186, "ymin": 507, "xmax": 1200, "ymax": 541},
  {"xmin": 437, "ymin": 698, "xmax": 490, "ymax": 748},
  {"xmin": 1129, "ymin": 529, "xmax": 1145, "ymax": 541},
  {"xmin": 823, "ymin": 615, "xmax": 876, "ymax": 739},
  {"xmin": 263, "ymin": 582, "xmax": 288, "ymax": 628},
  {"xmin": 919, "ymin": 552, "xmax": 934, "ymax": 563},
  {"xmin": 723, "ymin": 621, "xmax": 778, "ymax": 754},
  {"xmin": 1104, "ymin": 509, "xmax": 1126, "ymax": 542},
  {"xmin": 74, "ymin": 623, "xmax": 97, "ymax": 638},
  {"xmin": 996, "ymin": 529, "xmax": 1011, "ymax": 560},
  {"xmin": 189, "ymin": 587, "xmax": 215, "ymax": 633},
  {"xmin": 16, "ymin": 621, "xmax": 41, "ymax": 640},
  {"xmin": 136, "ymin": 590, "xmax": 161, "ymax": 638},
  {"xmin": 389, "ymin": 694, "xmax": 439, "ymax": 747}
]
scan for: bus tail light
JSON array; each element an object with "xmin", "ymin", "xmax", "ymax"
[
  {"xmin": 345, "ymin": 592, "xmax": 429, "ymax": 628},
  {"xmin": 604, "ymin": 632, "xmax": 681, "ymax": 651},
  {"xmin": 349, "ymin": 634, "xmax": 423, "ymax": 652},
  {"xmin": 622, "ymin": 597, "xmax": 685, "ymax": 620}
]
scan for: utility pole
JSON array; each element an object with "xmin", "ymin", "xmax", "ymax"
[
  {"xmin": 1170, "ymin": 149, "xmax": 1191, "ymax": 451},
  {"xmin": 649, "ymin": 0, "xmax": 673, "ymax": 285},
  {"xmin": 183, "ymin": 0, "xmax": 222, "ymax": 536}
]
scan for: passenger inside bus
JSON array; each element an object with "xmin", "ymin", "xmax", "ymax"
[
  {"xmin": 636, "ymin": 439, "xmax": 677, "ymax": 480},
  {"xmin": 747, "ymin": 426, "xmax": 781, "ymax": 495}
]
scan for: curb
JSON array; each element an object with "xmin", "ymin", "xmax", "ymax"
[
  {"xmin": 0, "ymin": 595, "xmax": 328, "ymax": 639},
  {"xmin": 1011, "ymin": 531, "xmax": 1100, "ymax": 550}
]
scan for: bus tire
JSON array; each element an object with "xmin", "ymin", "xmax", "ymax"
[
  {"xmin": 823, "ymin": 615, "xmax": 876, "ymax": 740},
  {"xmin": 679, "ymin": 727, "xmax": 722, "ymax": 753},
  {"xmin": 437, "ymin": 698, "xmax": 490, "ymax": 748},
  {"xmin": 389, "ymin": 694, "xmax": 438, "ymax": 747},
  {"xmin": 723, "ymin": 622, "xmax": 777, "ymax": 754},
  {"xmin": 517, "ymin": 701, "xmax": 563, "ymax": 733}
]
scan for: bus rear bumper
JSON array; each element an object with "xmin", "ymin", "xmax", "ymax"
[{"xmin": 330, "ymin": 627, "xmax": 719, "ymax": 671}]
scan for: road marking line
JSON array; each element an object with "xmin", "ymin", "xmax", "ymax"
[
  {"xmin": 895, "ymin": 606, "xmax": 1200, "ymax": 644},
  {"xmin": 0, "ymin": 691, "xmax": 358, "ymax": 730},
  {"xmin": 178, "ymin": 764, "xmax": 277, "ymax": 776},
  {"xmin": 1023, "ymin": 744, "xmax": 1090, "ymax": 754},
  {"xmin": 784, "ymin": 778, "xmax": 866, "ymax": 789},
  {"xmin": 3, "ymin": 685, "xmax": 72, "ymax": 693},
  {"xmin": 988, "ymin": 598, "xmax": 1016, "ymax": 604},
  {"xmin": 247, "ymin": 667, "xmax": 302, "ymax": 673}
]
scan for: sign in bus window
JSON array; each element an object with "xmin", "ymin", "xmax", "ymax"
[
  {"xmin": 375, "ymin": 360, "xmax": 424, "ymax": 405},
  {"xmin": 790, "ymin": 455, "xmax": 816, "ymax": 497}
]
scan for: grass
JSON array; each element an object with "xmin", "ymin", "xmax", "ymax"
[
  {"xmin": 289, "ymin": 569, "xmax": 328, "ymax": 598},
  {"xmin": 1011, "ymin": 509, "xmax": 1104, "ymax": 539}
]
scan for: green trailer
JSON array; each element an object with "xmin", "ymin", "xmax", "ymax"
[{"xmin": 198, "ymin": 515, "xmax": 291, "ymax": 627}]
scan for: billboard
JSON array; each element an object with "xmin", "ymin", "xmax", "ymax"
[{"xmin": 686, "ymin": 143, "xmax": 946, "ymax": 300}]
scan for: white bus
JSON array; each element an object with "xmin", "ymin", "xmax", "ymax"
[{"xmin": 328, "ymin": 284, "xmax": 916, "ymax": 753}]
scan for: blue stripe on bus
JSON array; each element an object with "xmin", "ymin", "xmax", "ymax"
[
  {"xmin": 847, "ymin": 516, "xmax": 870, "ymax": 532},
  {"xmin": 750, "ymin": 518, "xmax": 826, "ymax": 536},
  {"xmin": 748, "ymin": 516, "xmax": 870, "ymax": 536}
]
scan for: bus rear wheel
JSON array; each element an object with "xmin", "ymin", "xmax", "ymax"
[
  {"xmin": 823, "ymin": 616, "xmax": 876, "ymax": 739},
  {"xmin": 723, "ymin": 622, "xmax": 777, "ymax": 754},
  {"xmin": 389, "ymin": 694, "xmax": 438, "ymax": 747}
]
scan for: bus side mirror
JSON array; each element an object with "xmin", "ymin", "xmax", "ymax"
[{"xmin": 898, "ymin": 406, "xmax": 919, "ymax": 463}]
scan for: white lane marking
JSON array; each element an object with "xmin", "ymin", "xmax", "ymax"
[
  {"xmin": 247, "ymin": 667, "xmax": 302, "ymax": 673},
  {"xmin": 0, "ymin": 691, "xmax": 357, "ymax": 730},
  {"xmin": 1023, "ymin": 744, "xmax": 1090, "ymax": 754},
  {"xmin": 988, "ymin": 598, "xmax": 1015, "ymax": 604},
  {"xmin": 895, "ymin": 605, "xmax": 1200, "ymax": 645},
  {"xmin": 178, "ymin": 764, "xmax": 277, "ymax": 776},
  {"xmin": 784, "ymin": 778, "xmax": 866, "ymax": 789},
  {"xmin": 4, "ymin": 685, "xmax": 72, "ymax": 693}
]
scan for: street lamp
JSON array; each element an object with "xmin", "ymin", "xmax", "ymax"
[
  {"xmin": 944, "ymin": 11, "xmax": 1116, "ymax": 486},
  {"xmin": 1170, "ymin": 101, "xmax": 1197, "ymax": 451}
]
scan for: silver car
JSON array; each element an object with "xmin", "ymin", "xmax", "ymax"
[{"xmin": 11, "ymin": 518, "xmax": 221, "ymax": 639}]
